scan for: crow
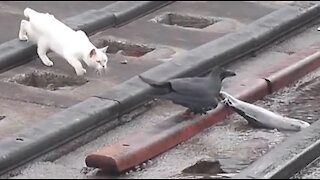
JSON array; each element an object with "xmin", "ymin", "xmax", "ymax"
[{"xmin": 139, "ymin": 66, "xmax": 236, "ymax": 115}]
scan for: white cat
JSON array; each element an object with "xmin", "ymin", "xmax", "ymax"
[{"xmin": 18, "ymin": 7, "xmax": 109, "ymax": 76}]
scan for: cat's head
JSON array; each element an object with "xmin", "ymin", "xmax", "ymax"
[{"xmin": 88, "ymin": 46, "xmax": 109, "ymax": 71}]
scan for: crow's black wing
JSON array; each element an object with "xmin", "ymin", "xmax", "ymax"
[{"xmin": 170, "ymin": 76, "xmax": 220, "ymax": 97}]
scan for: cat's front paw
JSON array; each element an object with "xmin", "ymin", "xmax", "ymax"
[
  {"xmin": 19, "ymin": 35, "xmax": 28, "ymax": 41},
  {"xmin": 76, "ymin": 68, "xmax": 87, "ymax": 76},
  {"xmin": 43, "ymin": 60, "xmax": 54, "ymax": 67}
]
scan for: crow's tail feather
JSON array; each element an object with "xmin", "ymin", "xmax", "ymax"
[{"xmin": 138, "ymin": 75, "xmax": 172, "ymax": 94}]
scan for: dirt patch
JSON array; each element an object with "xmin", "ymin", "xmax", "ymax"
[
  {"xmin": 151, "ymin": 12, "xmax": 222, "ymax": 29},
  {"xmin": 95, "ymin": 37, "xmax": 155, "ymax": 57},
  {"xmin": 182, "ymin": 159, "xmax": 224, "ymax": 175},
  {"xmin": 8, "ymin": 71, "xmax": 88, "ymax": 91}
]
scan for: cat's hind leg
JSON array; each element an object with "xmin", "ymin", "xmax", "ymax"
[
  {"xmin": 18, "ymin": 20, "xmax": 30, "ymax": 41},
  {"xmin": 37, "ymin": 41, "xmax": 54, "ymax": 67}
]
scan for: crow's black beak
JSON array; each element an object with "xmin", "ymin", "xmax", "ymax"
[{"xmin": 221, "ymin": 69, "xmax": 236, "ymax": 79}]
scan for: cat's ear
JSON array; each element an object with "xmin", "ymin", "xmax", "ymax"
[
  {"xmin": 100, "ymin": 46, "xmax": 109, "ymax": 53},
  {"xmin": 89, "ymin": 49, "xmax": 96, "ymax": 58}
]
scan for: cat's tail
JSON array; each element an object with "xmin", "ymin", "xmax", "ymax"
[{"xmin": 24, "ymin": 7, "xmax": 38, "ymax": 19}]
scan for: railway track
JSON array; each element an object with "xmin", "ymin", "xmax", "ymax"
[{"xmin": 0, "ymin": 1, "xmax": 319, "ymax": 179}]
